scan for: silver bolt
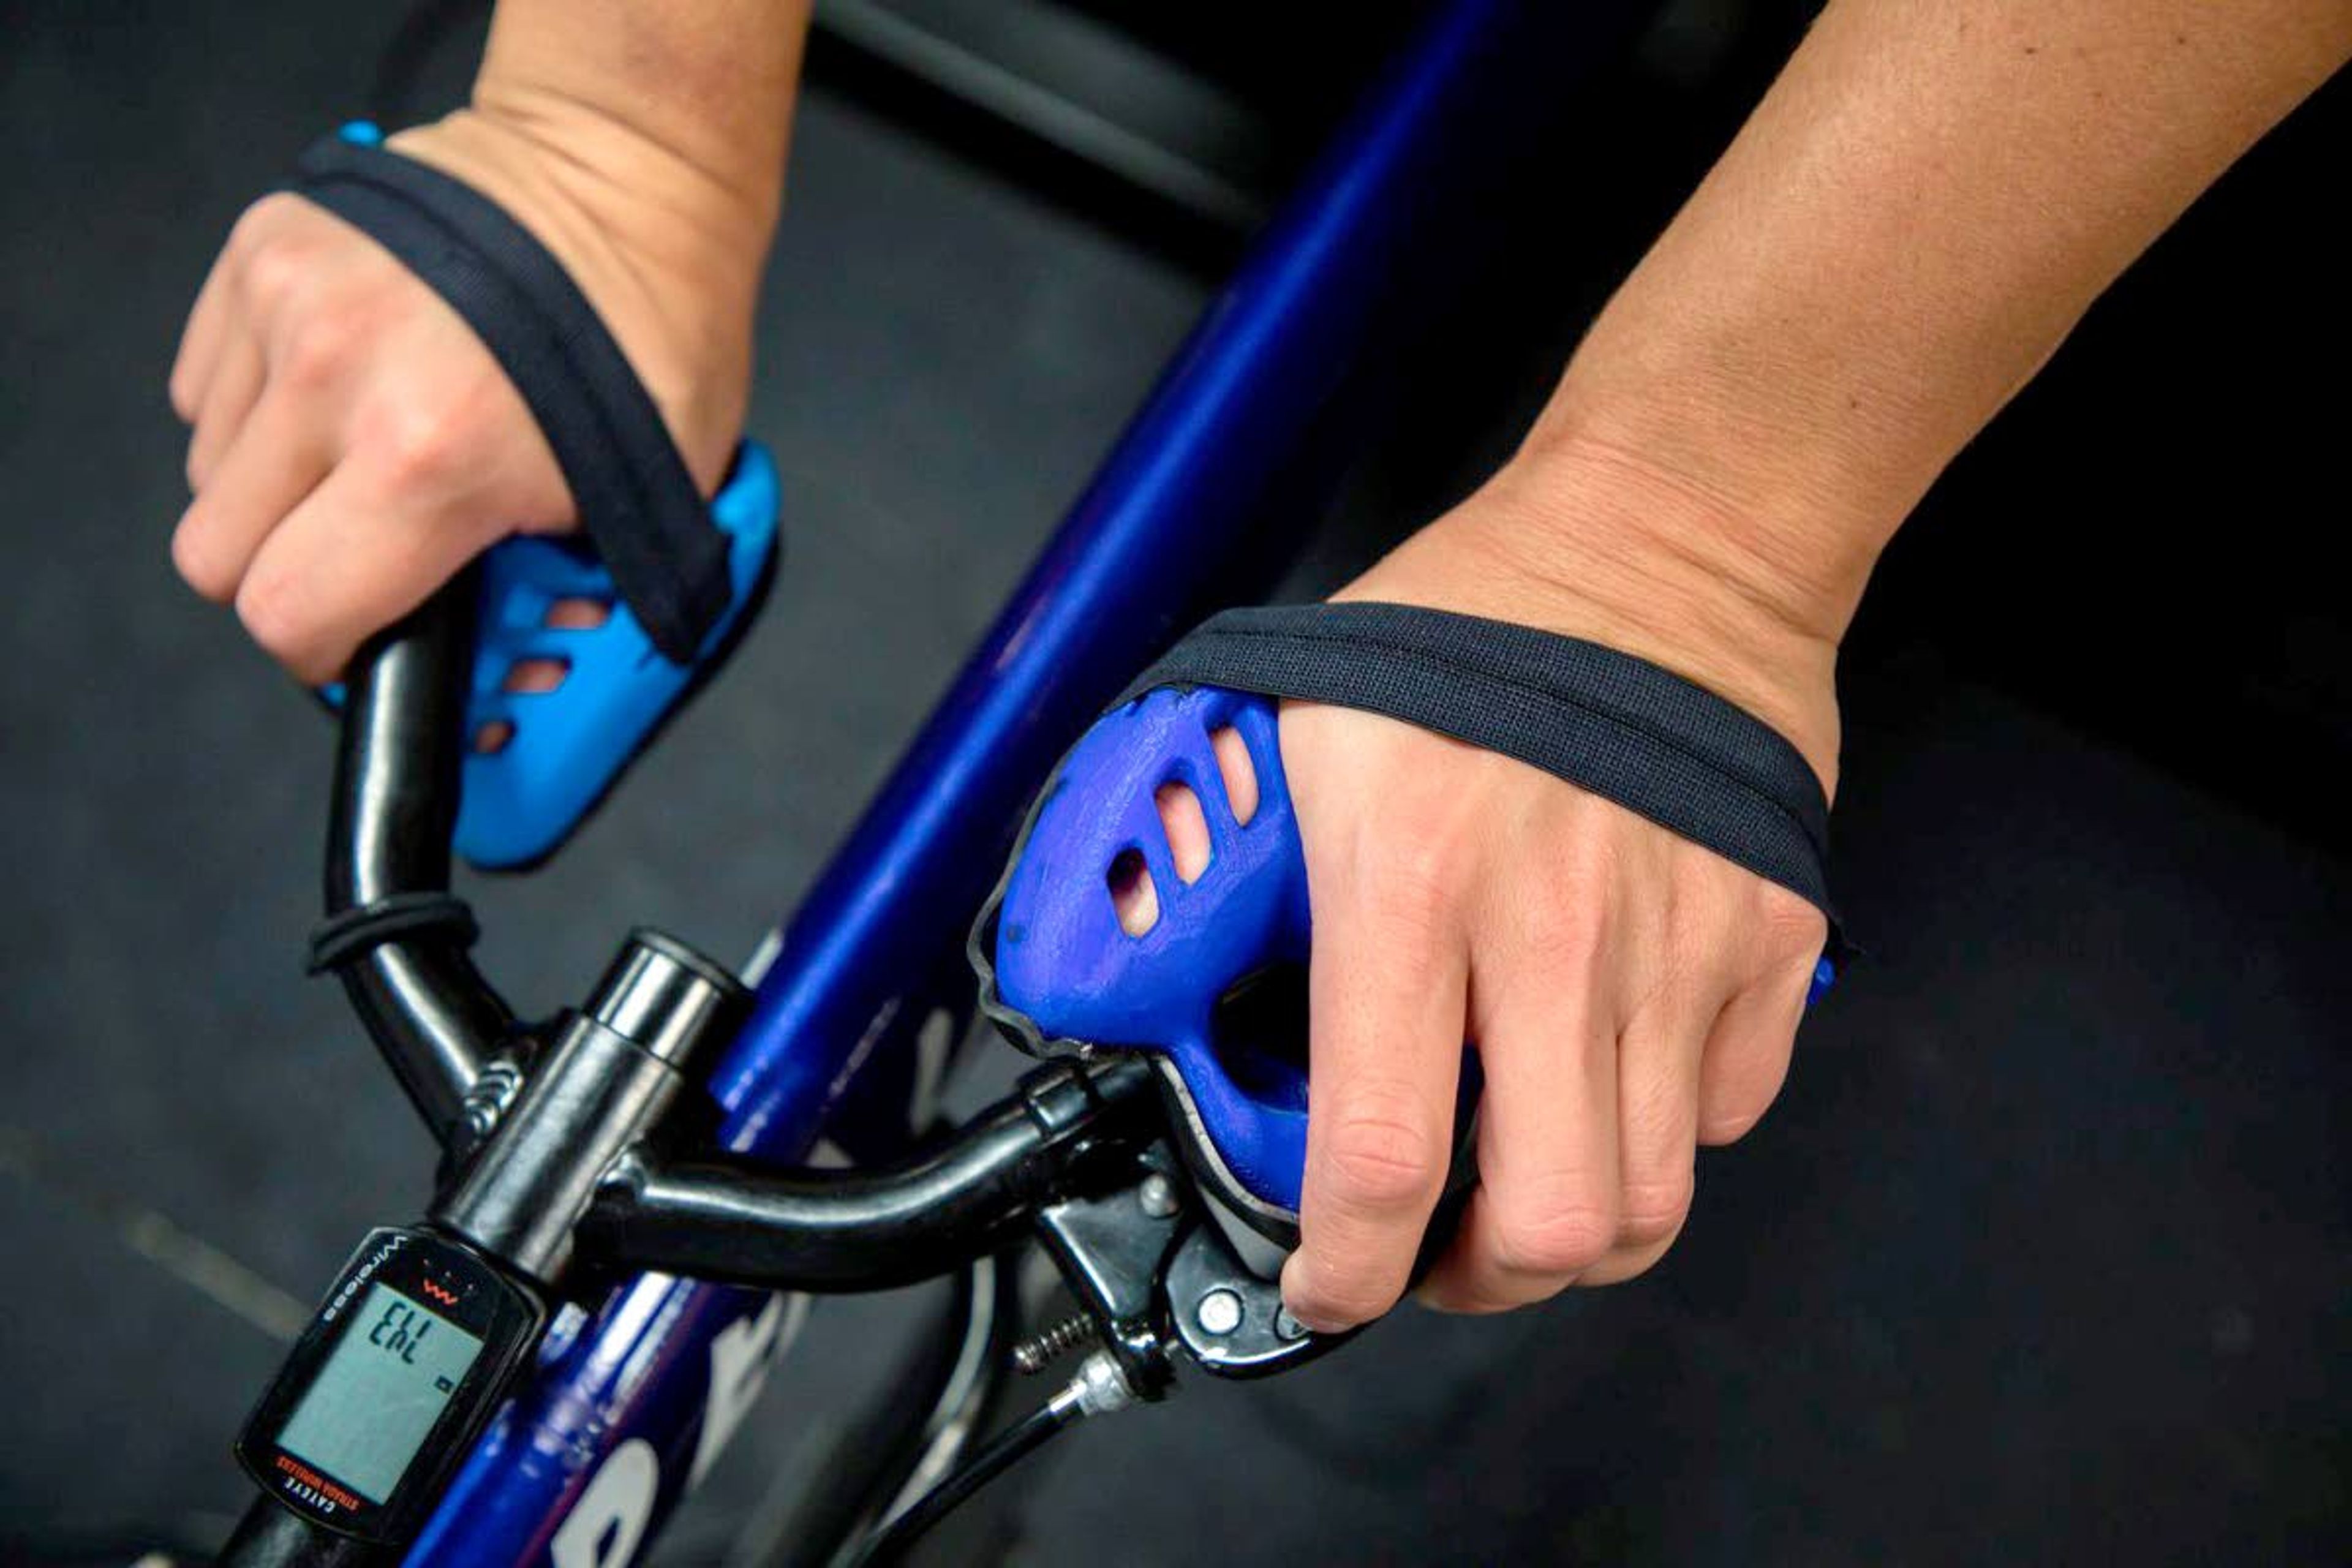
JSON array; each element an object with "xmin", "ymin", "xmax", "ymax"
[
  {"xmin": 1137, "ymin": 1173, "xmax": 1180, "ymax": 1218},
  {"xmin": 1273, "ymin": 1306, "xmax": 1309, "ymax": 1342},
  {"xmin": 1195, "ymin": 1287, "xmax": 1244, "ymax": 1336}
]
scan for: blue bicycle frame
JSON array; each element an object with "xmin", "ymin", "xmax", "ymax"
[{"xmin": 405, "ymin": 3, "xmax": 1643, "ymax": 1560}]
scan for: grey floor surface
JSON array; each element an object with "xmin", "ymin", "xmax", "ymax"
[{"xmin": 2, "ymin": 5, "xmax": 2346, "ymax": 1566}]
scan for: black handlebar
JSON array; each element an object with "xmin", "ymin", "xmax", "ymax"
[
  {"xmin": 228, "ymin": 557, "xmax": 1310, "ymax": 1568},
  {"xmin": 320, "ymin": 575, "xmax": 513, "ymax": 1143},
  {"xmin": 312, "ymin": 578, "xmax": 1166, "ymax": 1300},
  {"xmin": 578, "ymin": 1056, "xmax": 1158, "ymax": 1291}
]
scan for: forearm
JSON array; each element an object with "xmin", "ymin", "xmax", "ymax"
[
  {"xmin": 473, "ymin": 1, "xmax": 808, "ymax": 235},
  {"xmin": 1478, "ymin": 0, "xmax": 2350, "ymax": 752},
  {"xmin": 393, "ymin": 0, "xmax": 811, "ymax": 314}
]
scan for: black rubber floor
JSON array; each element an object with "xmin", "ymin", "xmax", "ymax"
[{"xmin": 2, "ymin": 6, "xmax": 2344, "ymax": 1566}]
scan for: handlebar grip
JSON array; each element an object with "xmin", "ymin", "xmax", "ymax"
[
  {"xmin": 984, "ymin": 682, "xmax": 1836, "ymax": 1252},
  {"xmin": 990, "ymin": 687, "xmax": 1317, "ymax": 1229},
  {"xmin": 451, "ymin": 443, "xmax": 780, "ymax": 870},
  {"xmin": 319, "ymin": 445, "xmax": 782, "ymax": 872}
]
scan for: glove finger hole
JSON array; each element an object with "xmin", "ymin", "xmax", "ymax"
[
  {"xmin": 1210, "ymin": 723, "xmax": 1259, "ymax": 825},
  {"xmin": 1155, "ymin": 780, "xmax": 1213, "ymax": 883},
  {"xmin": 502, "ymin": 656, "xmax": 571, "ymax": 695},
  {"xmin": 544, "ymin": 595, "xmax": 612, "ymax": 631},
  {"xmin": 1108, "ymin": 845, "xmax": 1160, "ymax": 937}
]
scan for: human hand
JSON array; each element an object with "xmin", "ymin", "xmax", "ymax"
[
  {"xmin": 1268, "ymin": 451, "xmax": 1839, "ymax": 1327},
  {"xmin": 167, "ymin": 103, "xmax": 766, "ymax": 685}
]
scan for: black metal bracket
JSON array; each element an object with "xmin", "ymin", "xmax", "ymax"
[{"xmin": 1033, "ymin": 1130, "xmax": 1346, "ymax": 1389}]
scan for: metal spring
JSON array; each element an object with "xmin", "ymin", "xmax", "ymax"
[{"xmin": 1010, "ymin": 1313, "xmax": 1096, "ymax": 1375}]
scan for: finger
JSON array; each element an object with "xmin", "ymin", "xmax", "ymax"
[
  {"xmin": 1417, "ymin": 954, "xmax": 1619, "ymax": 1313},
  {"xmin": 233, "ymin": 456, "xmax": 497, "ymax": 684},
  {"xmin": 1280, "ymin": 837, "xmax": 1470, "ymax": 1332},
  {"xmin": 170, "ymin": 254, "xmax": 238, "ymax": 421},
  {"xmin": 185, "ymin": 331, "xmax": 265, "ymax": 491},
  {"xmin": 1577, "ymin": 987, "xmax": 1721, "ymax": 1287},
  {"xmin": 173, "ymin": 385, "xmax": 334, "ymax": 603},
  {"xmin": 172, "ymin": 194, "xmax": 306, "ymax": 418},
  {"xmin": 1697, "ymin": 951, "xmax": 1814, "ymax": 1146}
]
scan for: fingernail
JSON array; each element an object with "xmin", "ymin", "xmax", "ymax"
[
  {"xmin": 1278, "ymin": 1259, "xmax": 1351, "ymax": 1335},
  {"xmin": 1283, "ymin": 1303, "xmax": 1350, "ymax": 1335}
]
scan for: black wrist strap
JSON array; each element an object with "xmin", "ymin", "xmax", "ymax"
[
  {"xmin": 288, "ymin": 135, "xmax": 730, "ymax": 664},
  {"xmin": 1124, "ymin": 603, "xmax": 1847, "ymax": 945}
]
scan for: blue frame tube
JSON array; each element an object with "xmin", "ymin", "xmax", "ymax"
[{"xmin": 410, "ymin": 2, "xmax": 1643, "ymax": 1560}]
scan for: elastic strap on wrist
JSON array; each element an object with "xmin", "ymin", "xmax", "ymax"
[
  {"xmin": 1123, "ymin": 601, "xmax": 1850, "ymax": 953},
  {"xmin": 288, "ymin": 132, "xmax": 731, "ymax": 664}
]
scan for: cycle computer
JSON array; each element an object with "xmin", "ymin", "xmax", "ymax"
[{"xmin": 235, "ymin": 1226, "xmax": 544, "ymax": 1544}]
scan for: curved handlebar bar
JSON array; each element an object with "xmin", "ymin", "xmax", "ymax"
[
  {"xmin": 578, "ymin": 1056, "xmax": 1159, "ymax": 1292},
  {"xmin": 310, "ymin": 580, "xmax": 1272, "ymax": 1372},
  {"xmin": 315, "ymin": 578, "xmax": 1160, "ymax": 1302},
  {"xmin": 323, "ymin": 573, "xmax": 514, "ymax": 1142},
  {"xmin": 236, "ymin": 537, "xmax": 1325, "ymax": 1567}
]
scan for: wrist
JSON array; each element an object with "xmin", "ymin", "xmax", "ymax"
[
  {"xmin": 468, "ymin": 67, "xmax": 790, "ymax": 257},
  {"xmin": 466, "ymin": 4, "xmax": 804, "ymax": 256},
  {"xmin": 1517, "ymin": 361, "xmax": 1916, "ymax": 650},
  {"xmin": 386, "ymin": 100, "xmax": 766, "ymax": 489},
  {"xmin": 1339, "ymin": 438, "xmax": 1847, "ymax": 794},
  {"xmin": 420, "ymin": 89, "xmax": 775, "ymax": 300}
]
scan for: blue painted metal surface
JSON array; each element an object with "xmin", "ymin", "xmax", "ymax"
[{"xmin": 408, "ymin": 2, "xmax": 1644, "ymax": 1560}]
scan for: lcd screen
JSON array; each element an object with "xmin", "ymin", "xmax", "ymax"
[{"xmin": 274, "ymin": 1281, "xmax": 486, "ymax": 1503}]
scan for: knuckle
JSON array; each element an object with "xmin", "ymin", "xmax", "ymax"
[
  {"xmin": 1320, "ymin": 1099, "xmax": 1444, "ymax": 1212},
  {"xmin": 1588, "ymin": 1240, "xmax": 1673, "ymax": 1287},
  {"xmin": 1569, "ymin": 807, "xmax": 1628, "ymax": 885},
  {"xmin": 234, "ymin": 566, "xmax": 314, "ymax": 667},
  {"xmin": 170, "ymin": 518, "xmax": 235, "ymax": 603},
  {"xmin": 240, "ymin": 238, "xmax": 311, "ymax": 312},
  {"xmin": 1380, "ymin": 841, "xmax": 1454, "ymax": 909},
  {"xmin": 279, "ymin": 314, "xmax": 353, "ymax": 386},
  {"xmin": 1361, "ymin": 846, "xmax": 1463, "ymax": 946},
  {"xmin": 1698, "ymin": 1106, "xmax": 1764, "ymax": 1147},
  {"xmin": 1490, "ymin": 1193, "xmax": 1615, "ymax": 1280},
  {"xmin": 1699, "ymin": 1052, "xmax": 1792, "ymax": 1148},
  {"xmin": 168, "ymin": 361, "xmax": 202, "ymax": 423},
  {"xmin": 1758, "ymin": 892, "xmax": 1827, "ymax": 961},
  {"xmin": 1515, "ymin": 892, "xmax": 1608, "ymax": 976},
  {"xmin": 1617, "ymin": 1172, "xmax": 1694, "ymax": 1249},
  {"xmin": 366, "ymin": 398, "xmax": 469, "ymax": 488},
  {"xmin": 223, "ymin": 202, "xmax": 278, "ymax": 262}
]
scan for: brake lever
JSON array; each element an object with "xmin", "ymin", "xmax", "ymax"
[
  {"xmin": 1029, "ymin": 1121, "xmax": 1348, "ymax": 1397},
  {"xmin": 1161, "ymin": 1214, "xmax": 1342, "ymax": 1376}
]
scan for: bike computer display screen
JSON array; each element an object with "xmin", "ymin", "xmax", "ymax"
[
  {"xmin": 276, "ymin": 1280, "xmax": 488, "ymax": 1502},
  {"xmin": 236, "ymin": 1226, "xmax": 542, "ymax": 1543}
]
